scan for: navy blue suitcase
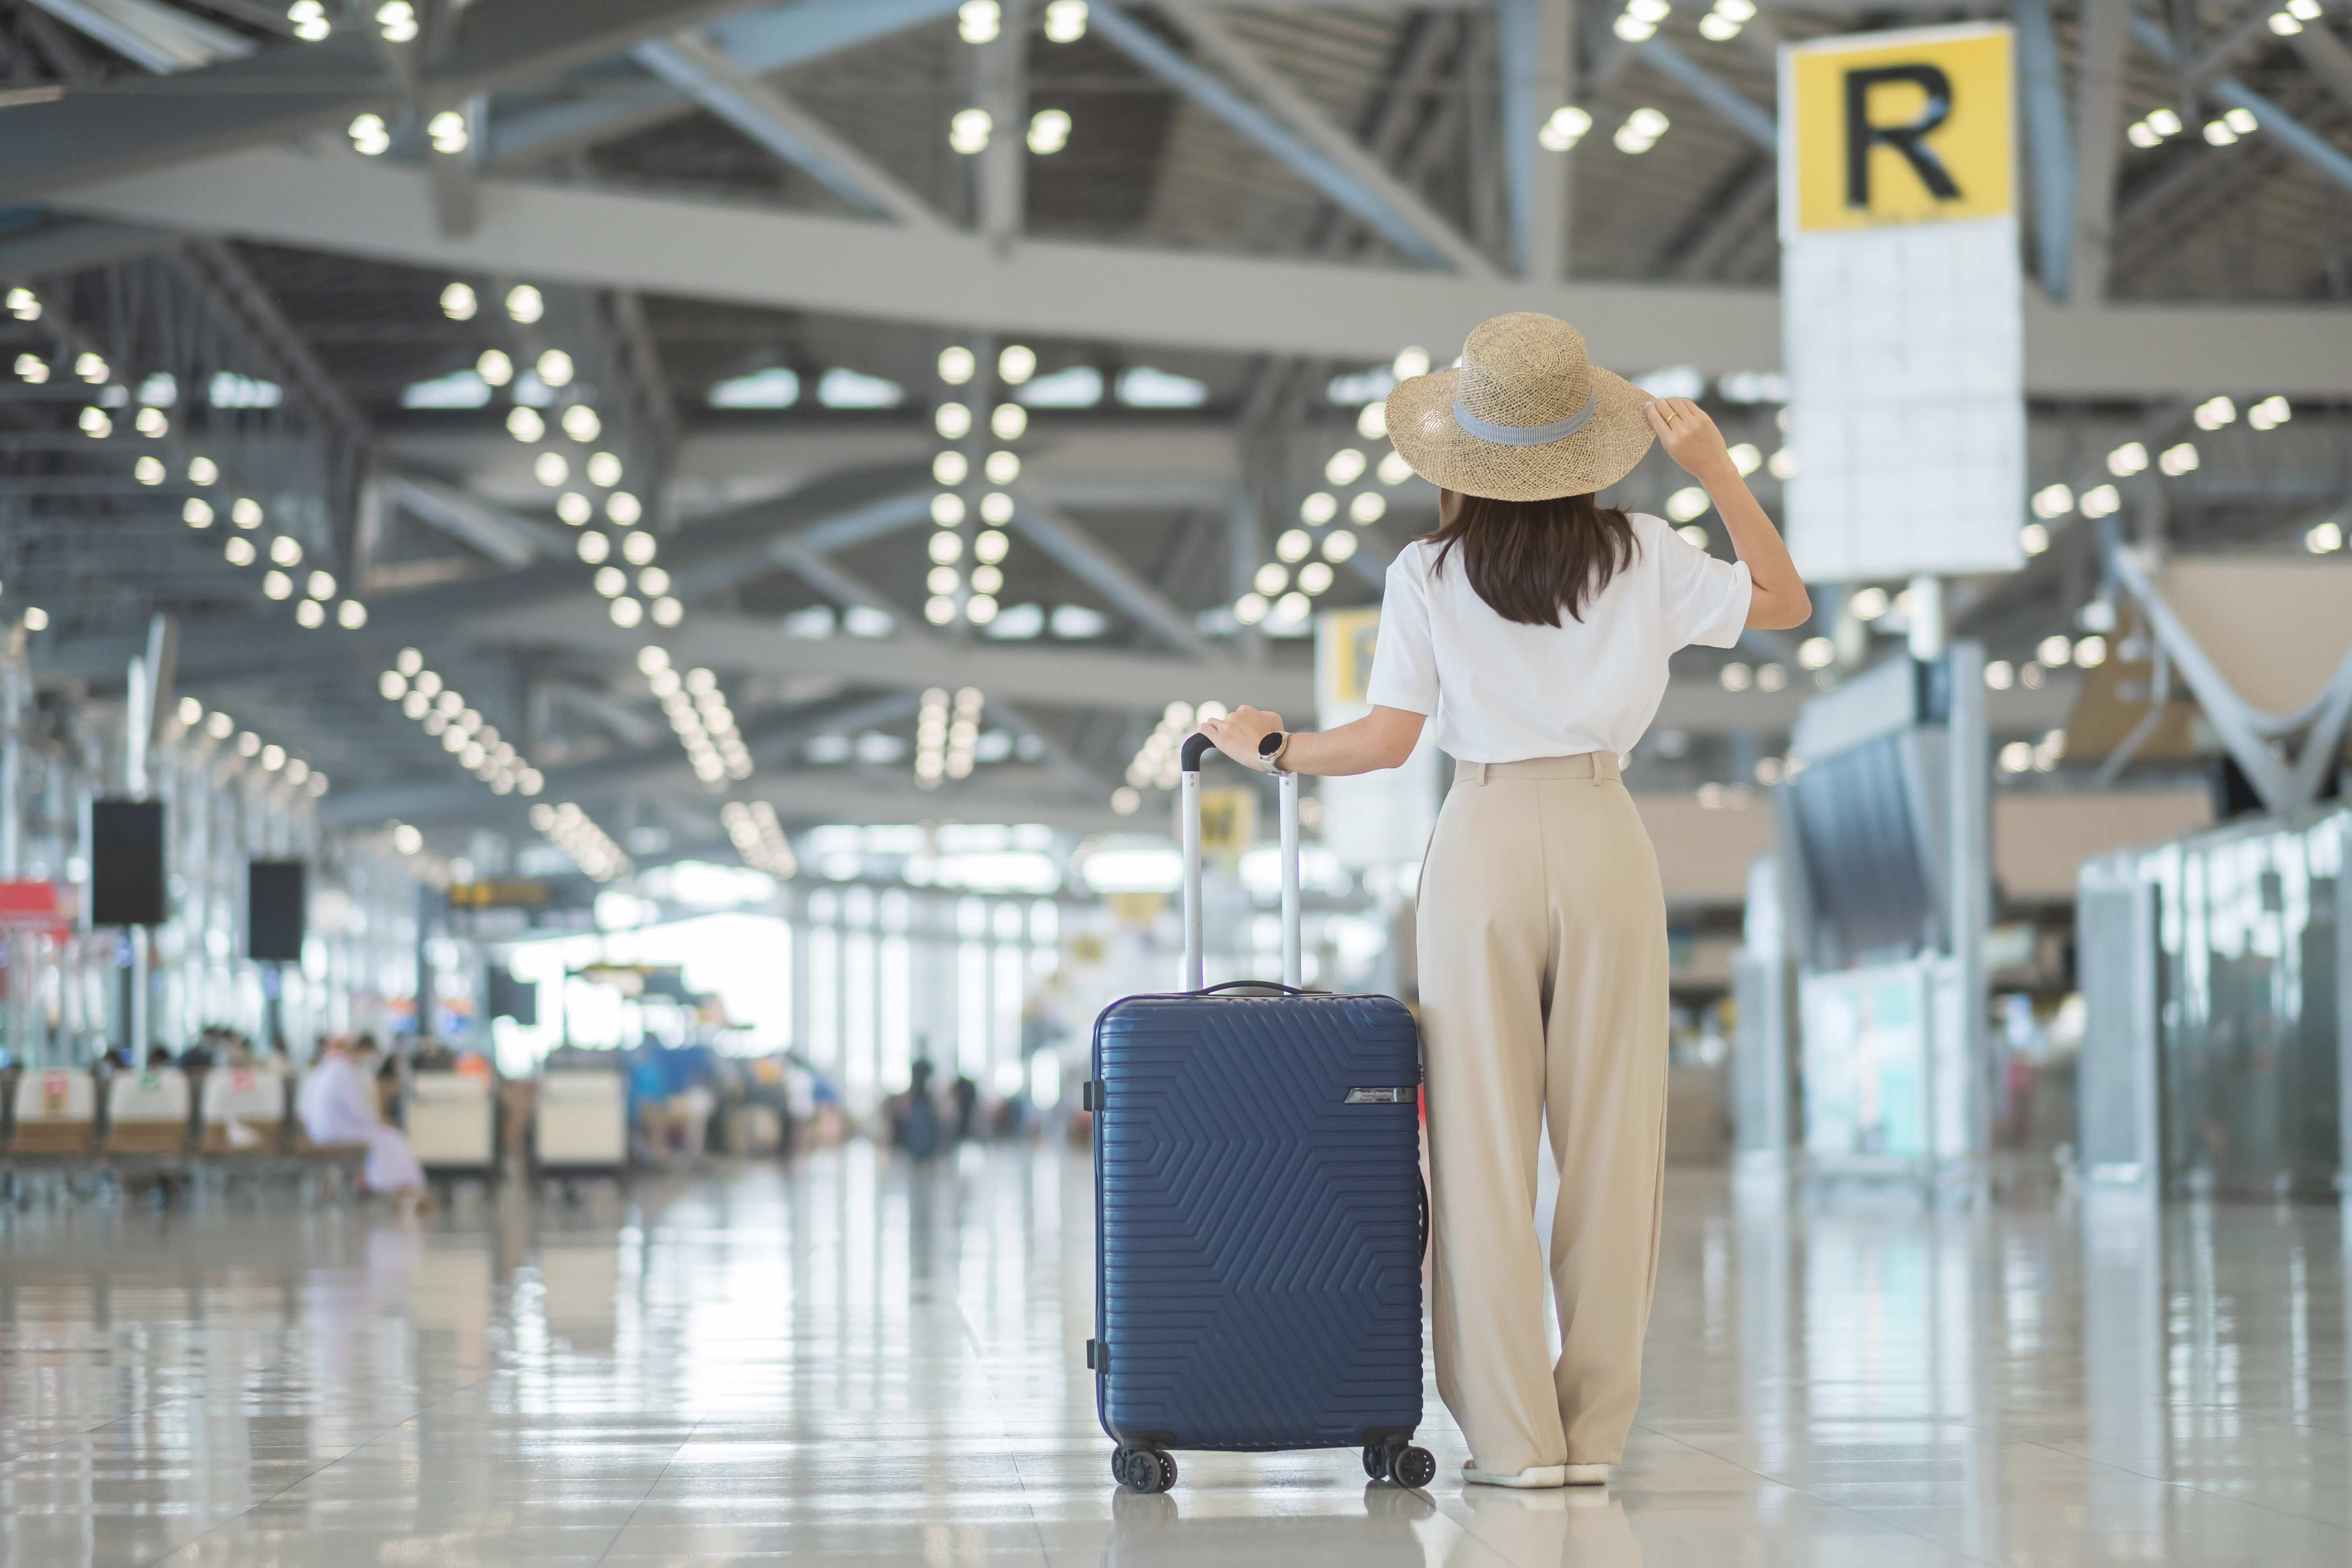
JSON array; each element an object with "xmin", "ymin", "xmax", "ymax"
[{"xmin": 1084, "ymin": 734, "xmax": 1433, "ymax": 1494}]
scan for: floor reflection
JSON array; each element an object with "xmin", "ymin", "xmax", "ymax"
[{"xmin": 1, "ymin": 1150, "xmax": 2348, "ymax": 1564}]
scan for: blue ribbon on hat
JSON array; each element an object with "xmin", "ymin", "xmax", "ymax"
[{"xmin": 1451, "ymin": 387, "xmax": 1598, "ymax": 447}]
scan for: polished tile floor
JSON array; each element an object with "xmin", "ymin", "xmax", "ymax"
[{"xmin": 3, "ymin": 1147, "xmax": 2349, "ymax": 1566}]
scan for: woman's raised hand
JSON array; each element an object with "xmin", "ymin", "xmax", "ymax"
[
  {"xmin": 1197, "ymin": 704, "xmax": 1283, "ymax": 772},
  {"xmin": 1644, "ymin": 397, "xmax": 1735, "ymax": 484}
]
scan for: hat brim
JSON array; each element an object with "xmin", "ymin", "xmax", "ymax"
[{"xmin": 1384, "ymin": 365, "xmax": 1655, "ymax": 502}]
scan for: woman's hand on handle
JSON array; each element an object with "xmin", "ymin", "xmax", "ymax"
[
  {"xmin": 1643, "ymin": 396, "xmax": 1812, "ymax": 632},
  {"xmin": 1194, "ymin": 704, "xmax": 1425, "ymax": 778},
  {"xmin": 1198, "ymin": 704, "xmax": 1283, "ymax": 772}
]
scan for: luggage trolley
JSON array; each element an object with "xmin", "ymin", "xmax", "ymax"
[{"xmin": 1085, "ymin": 733, "xmax": 1435, "ymax": 1494}]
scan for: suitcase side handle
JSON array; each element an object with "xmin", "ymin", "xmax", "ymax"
[{"xmin": 1179, "ymin": 734, "xmax": 1301, "ymax": 992}]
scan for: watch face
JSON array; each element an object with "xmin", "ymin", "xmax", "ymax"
[{"xmin": 1258, "ymin": 732, "xmax": 1283, "ymax": 755}]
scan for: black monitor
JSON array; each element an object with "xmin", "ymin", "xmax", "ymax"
[
  {"xmin": 90, "ymin": 799, "xmax": 166, "ymax": 927},
  {"xmin": 248, "ymin": 860, "xmax": 305, "ymax": 963}
]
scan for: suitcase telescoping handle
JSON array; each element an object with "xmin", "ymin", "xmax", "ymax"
[{"xmin": 1178, "ymin": 733, "xmax": 1301, "ymax": 992}]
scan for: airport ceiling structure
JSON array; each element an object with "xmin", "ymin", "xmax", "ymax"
[{"xmin": 0, "ymin": 0, "xmax": 2348, "ymax": 865}]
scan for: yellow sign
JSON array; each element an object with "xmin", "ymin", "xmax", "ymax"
[
  {"xmin": 1198, "ymin": 789, "xmax": 1256, "ymax": 865},
  {"xmin": 1317, "ymin": 606, "xmax": 1382, "ymax": 712},
  {"xmin": 1786, "ymin": 24, "xmax": 2013, "ymax": 232}
]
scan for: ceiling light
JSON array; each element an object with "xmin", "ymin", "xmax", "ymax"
[
  {"xmin": 610, "ymin": 597, "xmax": 643, "ymax": 627},
  {"xmin": 2106, "ymin": 441, "xmax": 2148, "ymax": 476},
  {"xmin": 1377, "ymin": 450, "xmax": 1413, "ymax": 486},
  {"xmin": 231, "ymin": 497, "xmax": 262, "ymax": 528},
  {"xmin": 972, "ymin": 565, "xmax": 1003, "ymax": 595},
  {"xmin": 1326, "ymin": 448, "xmax": 1367, "ymax": 486},
  {"xmin": 1298, "ymin": 561, "xmax": 1334, "ymax": 594},
  {"xmin": 2158, "ymin": 442, "xmax": 2199, "ymax": 476},
  {"xmin": 184, "ymin": 498, "xmax": 213, "ymax": 528},
  {"xmin": 1044, "ymin": 0, "xmax": 1088, "ymax": 41},
  {"xmin": 651, "ymin": 597, "xmax": 681, "ymax": 626},
  {"xmin": 2249, "ymin": 394, "xmax": 2292, "ymax": 430},
  {"xmin": 936, "ymin": 402, "xmax": 972, "ymax": 439},
  {"xmin": 934, "ymin": 450, "xmax": 969, "ymax": 485},
  {"xmin": 267, "ymin": 536, "xmax": 301, "ymax": 566},
  {"xmin": 440, "ymin": 282, "xmax": 476, "ymax": 320},
  {"xmin": 262, "ymin": 571, "xmax": 292, "ymax": 600},
  {"xmin": 426, "ymin": 111, "xmax": 467, "ymax": 154},
  {"xmin": 348, "ymin": 114, "xmax": 390, "ymax": 155},
  {"xmin": 1349, "ymin": 492, "xmax": 1386, "ymax": 524},
  {"xmin": 938, "ymin": 346, "xmax": 976, "ymax": 385},
  {"xmin": 967, "ymin": 594, "xmax": 999, "ymax": 625},
  {"xmin": 2020, "ymin": 522, "xmax": 2051, "ymax": 555},
  {"xmin": 2225, "ymin": 107, "xmax": 2258, "ymax": 134},
  {"xmin": 638, "ymin": 567, "xmax": 669, "ymax": 596},
  {"xmin": 999, "ymin": 344, "xmax": 1036, "ymax": 384},
  {"xmin": 2030, "ymin": 483, "xmax": 2073, "ymax": 518},
  {"xmin": 975, "ymin": 529, "xmax": 1009, "ymax": 564},
  {"xmin": 2037, "ymin": 633, "xmax": 2072, "ymax": 666},
  {"xmin": 376, "ymin": 0, "xmax": 416, "ymax": 40},
  {"xmin": 985, "ymin": 450, "xmax": 1020, "ymax": 484},
  {"xmin": 1276, "ymin": 529, "xmax": 1312, "ymax": 563},
  {"xmin": 1255, "ymin": 563, "xmax": 1289, "ymax": 596},
  {"xmin": 287, "ymin": 0, "xmax": 330, "ymax": 38},
  {"xmin": 534, "ymin": 452, "xmax": 569, "ymax": 486},
  {"xmin": 1300, "ymin": 492, "xmax": 1338, "ymax": 525},
  {"xmin": 594, "ymin": 566, "xmax": 627, "ymax": 597},
  {"xmin": 2307, "ymin": 520, "xmax": 2344, "ymax": 553},
  {"xmin": 135, "ymin": 456, "xmax": 164, "ymax": 485},
  {"xmin": 134, "ymin": 408, "xmax": 167, "ymax": 438},
  {"xmin": 1027, "ymin": 109, "xmax": 1071, "ymax": 155},
  {"xmin": 306, "ymin": 570, "xmax": 335, "ymax": 598},
  {"xmin": 477, "ymin": 349, "xmax": 513, "ymax": 386},
  {"xmin": 933, "ymin": 492, "xmax": 967, "ymax": 526},
  {"xmin": 925, "ymin": 596, "xmax": 956, "ymax": 625},
  {"xmin": 78, "ymin": 408, "xmax": 111, "ymax": 438},
  {"xmin": 507, "ymin": 406, "xmax": 544, "ymax": 442},
  {"xmin": 1323, "ymin": 531, "xmax": 1358, "ymax": 563},
  {"xmin": 12, "ymin": 353, "xmax": 46, "ymax": 384},
  {"xmin": 1666, "ymin": 486, "xmax": 1710, "ymax": 523},
  {"xmin": 959, "ymin": 0, "xmax": 1000, "ymax": 42},
  {"xmin": 578, "ymin": 532, "xmax": 609, "ymax": 563},
  {"xmin": 991, "ymin": 403, "xmax": 1028, "ymax": 440},
  {"xmin": 1357, "ymin": 403, "xmax": 1386, "ymax": 440},
  {"xmin": 950, "ymin": 108, "xmax": 993, "ymax": 154},
  {"xmin": 224, "ymin": 537, "xmax": 255, "ymax": 566},
  {"xmin": 557, "ymin": 492, "xmax": 592, "ymax": 525},
  {"xmin": 586, "ymin": 451, "xmax": 623, "ymax": 486},
  {"xmin": 606, "ymin": 491, "xmax": 641, "ymax": 525},
  {"xmin": 621, "ymin": 531, "xmax": 656, "ymax": 565},
  {"xmin": 561, "ymin": 405, "xmax": 600, "ymax": 442},
  {"xmin": 1614, "ymin": 107, "xmax": 1669, "ymax": 154},
  {"xmin": 2204, "ymin": 119, "xmax": 2238, "ymax": 146},
  {"xmin": 1768, "ymin": 448, "xmax": 1798, "ymax": 480},
  {"xmin": 295, "ymin": 600, "xmax": 325, "ymax": 628},
  {"xmin": 1538, "ymin": 105, "xmax": 1592, "ymax": 150},
  {"xmin": 1233, "ymin": 592, "xmax": 1267, "ymax": 626},
  {"xmin": 506, "ymin": 286, "xmax": 543, "ymax": 324}
]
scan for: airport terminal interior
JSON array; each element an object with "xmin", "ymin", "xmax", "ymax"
[{"xmin": 2, "ymin": 0, "xmax": 2351, "ymax": 1562}]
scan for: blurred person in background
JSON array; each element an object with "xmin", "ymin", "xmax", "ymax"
[{"xmin": 300, "ymin": 1035, "xmax": 431, "ymax": 1215}]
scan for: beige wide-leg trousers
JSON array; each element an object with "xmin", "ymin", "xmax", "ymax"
[{"xmin": 1416, "ymin": 752, "xmax": 1671, "ymax": 1473}]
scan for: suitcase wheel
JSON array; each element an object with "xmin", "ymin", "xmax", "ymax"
[
  {"xmin": 1113, "ymin": 1445, "xmax": 1177, "ymax": 1494},
  {"xmin": 1366, "ymin": 1439, "xmax": 1435, "ymax": 1490}
]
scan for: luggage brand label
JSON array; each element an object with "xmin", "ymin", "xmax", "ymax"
[{"xmin": 1344, "ymin": 1087, "xmax": 1415, "ymax": 1104}]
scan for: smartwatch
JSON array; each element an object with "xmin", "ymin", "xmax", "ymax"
[{"xmin": 1257, "ymin": 730, "xmax": 1289, "ymax": 772}]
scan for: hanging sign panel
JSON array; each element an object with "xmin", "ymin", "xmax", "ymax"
[{"xmin": 1778, "ymin": 23, "xmax": 2027, "ymax": 583}]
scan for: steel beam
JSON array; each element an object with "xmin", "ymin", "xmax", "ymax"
[
  {"xmin": 632, "ymin": 33, "xmax": 946, "ymax": 228},
  {"xmin": 1086, "ymin": 0, "xmax": 1467, "ymax": 272},
  {"xmin": 2131, "ymin": 17, "xmax": 2352, "ymax": 196},
  {"xmin": 24, "ymin": 0, "xmax": 253, "ymax": 74},
  {"xmin": 487, "ymin": 0, "xmax": 965, "ymax": 169},
  {"xmin": 386, "ymin": 474, "xmax": 564, "ymax": 566},
  {"xmin": 0, "ymin": 217, "xmax": 177, "ymax": 278},
  {"xmin": 0, "ymin": 0, "xmax": 765, "ymax": 204},
  {"xmin": 1495, "ymin": 0, "xmax": 1574, "ymax": 281},
  {"xmin": 59, "ymin": 146, "xmax": 2352, "ymax": 390},
  {"xmin": 1006, "ymin": 494, "xmax": 1225, "ymax": 662},
  {"xmin": 1637, "ymin": 37, "xmax": 1776, "ymax": 151},
  {"xmin": 1157, "ymin": 0, "xmax": 1496, "ymax": 277},
  {"xmin": 464, "ymin": 594, "xmax": 1311, "ymax": 714},
  {"xmin": 2294, "ymin": 22, "xmax": 2352, "ymax": 111},
  {"xmin": 2071, "ymin": 0, "xmax": 2130, "ymax": 308},
  {"xmin": 2011, "ymin": 0, "xmax": 2073, "ymax": 300}
]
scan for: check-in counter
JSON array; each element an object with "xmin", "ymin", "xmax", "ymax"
[
  {"xmin": 405, "ymin": 1071, "xmax": 497, "ymax": 1175},
  {"xmin": 534, "ymin": 1069, "xmax": 627, "ymax": 1173}
]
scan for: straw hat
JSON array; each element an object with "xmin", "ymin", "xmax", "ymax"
[{"xmin": 1384, "ymin": 312, "xmax": 1654, "ymax": 501}]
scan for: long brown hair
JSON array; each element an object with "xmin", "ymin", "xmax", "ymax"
[{"xmin": 1425, "ymin": 489, "xmax": 1639, "ymax": 627}]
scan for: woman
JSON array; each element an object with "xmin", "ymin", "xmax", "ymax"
[{"xmin": 1199, "ymin": 312, "xmax": 1808, "ymax": 1489}]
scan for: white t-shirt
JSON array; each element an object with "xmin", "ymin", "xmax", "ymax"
[{"xmin": 1364, "ymin": 512, "xmax": 1752, "ymax": 762}]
